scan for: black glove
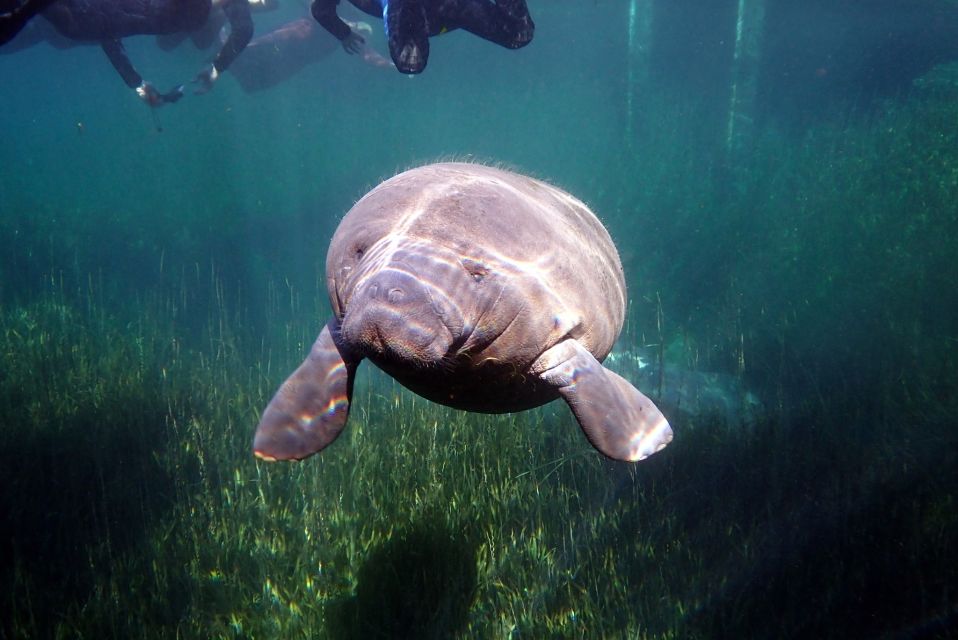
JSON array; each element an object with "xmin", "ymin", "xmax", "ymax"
[
  {"xmin": 160, "ymin": 85, "xmax": 185, "ymax": 104},
  {"xmin": 192, "ymin": 64, "xmax": 219, "ymax": 95},
  {"xmin": 136, "ymin": 82, "xmax": 184, "ymax": 107},
  {"xmin": 135, "ymin": 82, "xmax": 162, "ymax": 107}
]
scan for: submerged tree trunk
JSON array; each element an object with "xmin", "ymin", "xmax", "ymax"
[
  {"xmin": 726, "ymin": 0, "xmax": 765, "ymax": 157},
  {"xmin": 626, "ymin": 0, "xmax": 653, "ymax": 147}
]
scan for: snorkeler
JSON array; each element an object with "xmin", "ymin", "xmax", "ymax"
[
  {"xmin": 0, "ymin": 0, "xmax": 55, "ymax": 45},
  {"xmin": 40, "ymin": 0, "xmax": 253, "ymax": 106},
  {"xmin": 311, "ymin": 0, "xmax": 533, "ymax": 74}
]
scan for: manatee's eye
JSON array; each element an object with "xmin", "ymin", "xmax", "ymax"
[
  {"xmin": 353, "ymin": 244, "xmax": 366, "ymax": 260},
  {"xmin": 461, "ymin": 258, "xmax": 489, "ymax": 282}
]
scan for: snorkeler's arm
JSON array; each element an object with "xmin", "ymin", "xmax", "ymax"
[
  {"xmin": 102, "ymin": 38, "xmax": 183, "ymax": 106},
  {"xmin": 192, "ymin": 0, "xmax": 252, "ymax": 94},
  {"xmin": 212, "ymin": 0, "xmax": 253, "ymax": 72},
  {"xmin": 311, "ymin": 0, "xmax": 353, "ymax": 41},
  {"xmin": 101, "ymin": 38, "xmax": 142, "ymax": 88}
]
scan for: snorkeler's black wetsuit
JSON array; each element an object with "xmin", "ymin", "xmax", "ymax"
[
  {"xmin": 0, "ymin": 0, "xmax": 56, "ymax": 45},
  {"xmin": 311, "ymin": 0, "xmax": 533, "ymax": 73},
  {"xmin": 43, "ymin": 0, "xmax": 252, "ymax": 88}
]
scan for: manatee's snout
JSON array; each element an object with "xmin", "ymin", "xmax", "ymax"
[{"xmin": 341, "ymin": 269, "xmax": 454, "ymax": 363}]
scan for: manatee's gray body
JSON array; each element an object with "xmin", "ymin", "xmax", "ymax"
[{"xmin": 253, "ymin": 163, "xmax": 673, "ymax": 462}]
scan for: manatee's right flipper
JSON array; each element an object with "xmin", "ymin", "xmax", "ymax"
[
  {"xmin": 535, "ymin": 340, "xmax": 673, "ymax": 462},
  {"xmin": 253, "ymin": 320, "xmax": 359, "ymax": 461}
]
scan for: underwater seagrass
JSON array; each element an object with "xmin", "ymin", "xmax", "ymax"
[{"xmin": 253, "ymin": 162, "xmax": 672, "ymax": 463}]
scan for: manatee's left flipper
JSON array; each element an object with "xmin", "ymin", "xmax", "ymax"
[
  {"xmin": 253, "ymin": 320, "xmax": 359, "ymax": 461},
  {"xmin": 535, "ymin": 339, "xmax": 673, "ymax": 461}
]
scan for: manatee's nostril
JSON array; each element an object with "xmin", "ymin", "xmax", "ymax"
[{"xmin": 387, "ymin": 288, "xmax": 405, "ymax": 303}]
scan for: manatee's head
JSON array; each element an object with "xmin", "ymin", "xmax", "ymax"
[{"xmin": 339, "ymin": 261, "xmax": 465, "ymax": 367}]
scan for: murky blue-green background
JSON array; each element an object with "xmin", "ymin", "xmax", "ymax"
[{"xmin": 2, "ymin": 1, "xmax": 957, "ymax": 637}]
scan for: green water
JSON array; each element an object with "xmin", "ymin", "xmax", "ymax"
[{"xmin": 1, "ymin": 1, "xmax": 957, "ymax": 638}]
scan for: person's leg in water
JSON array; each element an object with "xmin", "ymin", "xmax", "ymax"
[
  {"xmin": 383, "ymin": 0, "xmax": 428, "ymax": 73},
  {"xmin": 444, "ymin": 0, "xmax": 533, "ymax": 50}
]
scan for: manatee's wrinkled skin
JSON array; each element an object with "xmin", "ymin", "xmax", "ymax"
[{"xmin": 254, "ymin": 163, "xmax": 672, "ymax": 463}]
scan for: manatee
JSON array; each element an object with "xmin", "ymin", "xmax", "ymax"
[{"xmin": 253, "ymin": 162, "xmax": 673, "ymax": 463}]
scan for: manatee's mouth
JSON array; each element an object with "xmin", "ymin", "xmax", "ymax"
[
  {"xmin": 346, "ymin": 311, "xmax": 452, "ymax": 364},
  {"xmin": 340, "ymin": 280, "xmax": 460, "ymax": 367}
]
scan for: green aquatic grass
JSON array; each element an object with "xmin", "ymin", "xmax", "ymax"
[{"xmin": 1, "ymin": 272, "xmax": 955, "ymax": 639}]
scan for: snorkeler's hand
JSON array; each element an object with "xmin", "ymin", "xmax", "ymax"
[
  {"xmin": 192, "ymin": 64, "xmax": 219, "ymax": 94},
  {"xmin": 341, "ymin": 30, "xmax": 365, "ymax": 55},
  {"xmin": 161, "ymin": 85, "xmax": 185, "ymax": 104},
  {"xmin": 135, "ymin": 82, "xmax": 163, "ymax": 107},
  {"xmin": 136, "ymin": 82, "xmax": 185, "ymax": 107}
]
